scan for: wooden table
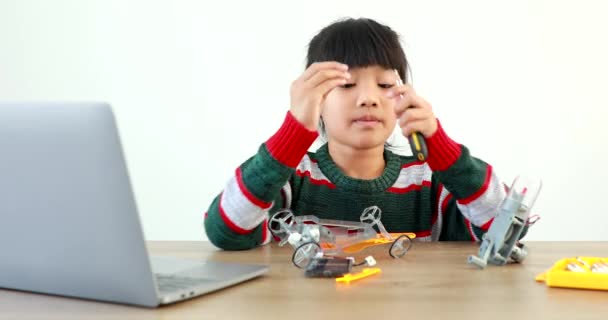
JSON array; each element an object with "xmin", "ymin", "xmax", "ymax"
[{"xmin": 1, "ymin": 241, "xmax": 607, "ymax": 319}]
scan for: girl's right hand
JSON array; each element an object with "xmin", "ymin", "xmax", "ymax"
[{"xmin": 289, "ymin": 61, "xmax": 350, "ymax": 131}]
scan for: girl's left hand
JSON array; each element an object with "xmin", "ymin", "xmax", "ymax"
[{"xmin": 387, "ymin": 84, "xmax": 438, "ymax": 138}]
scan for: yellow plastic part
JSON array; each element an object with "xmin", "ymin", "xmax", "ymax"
[
  {"xmin": 342, "ymin": 233, "xmax": 416, "ymax": 254},
  {"xmin": 536, "ymin": 257, "xmax": 608, "ymax": 291},
  {"xmin": 412, "ymin": 133, "xmax": 421, "ymax": 150},
  {"xmin": 336, "ymin": 268, "xmax": 382, "ymax": 284}
]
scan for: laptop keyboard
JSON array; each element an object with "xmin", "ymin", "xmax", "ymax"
[{"xmin": 155, "ymin": 274, "xmax": 215, "ymax": 294}]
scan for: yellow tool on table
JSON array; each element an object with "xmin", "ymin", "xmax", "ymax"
[
  {"xmin": 536, "ymin": 256, "xmax": 608, "ymax": 291},
  {"xmin": 336, "ymin": 268, "xmax": 381, "ymax": 284}
]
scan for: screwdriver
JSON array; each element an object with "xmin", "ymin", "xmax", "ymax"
[{"xmin": 394, "ymin": 70, "xmax": 428, "ymax": 161}]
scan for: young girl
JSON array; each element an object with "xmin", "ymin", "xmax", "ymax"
[{"xmin": 204, "ymin": 18, "xmax": 505, "ymax": 250}]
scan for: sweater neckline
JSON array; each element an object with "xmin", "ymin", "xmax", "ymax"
[{"xmin": 314, "ymin": 143, "xmax": 401, "ymax": 193}]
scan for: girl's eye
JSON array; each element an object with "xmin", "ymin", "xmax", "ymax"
[{"xmin": 339, "ymin": 83, "xmax": 394, "ymax": 89}]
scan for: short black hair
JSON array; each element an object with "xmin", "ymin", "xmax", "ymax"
[{"xmin": 307, "ymin": 17, "xmax": 410, "ymax": 83}]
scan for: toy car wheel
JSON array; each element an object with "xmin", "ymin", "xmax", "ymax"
[
  {"xmin": 389, "ymin": 234, "xmax": 413, "ymax": 258},
  {"xmin": 268, "ymin": 209, "xmax": 295, "ymax": 238},
  {"xmin": 292, "ymin": 241, "xmax": 321, "ymax": 269},
  {"xmin": 360, "ymin": 205, "xmax": 382, "ymax": 225},
  {"xmin": 510, "ymin": 243, "xmax": 528, "ymax": 262}
]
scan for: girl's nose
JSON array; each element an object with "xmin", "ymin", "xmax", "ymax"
[
  {"xmin": 357, "ymin": 95, "xmax": 379, "ymax": 108},
  {"xmin": 359, "ymin": 99, "xmax": 378, "ymax": 107}
]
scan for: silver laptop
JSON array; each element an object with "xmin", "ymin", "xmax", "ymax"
[{"xmin": 0, "ymin": 102, "xmax": 269, "ymax": 307}]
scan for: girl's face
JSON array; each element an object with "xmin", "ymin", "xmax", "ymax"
[{"xmin": 321, "ymin": 65, "xmax": 398, "ymax": 150}]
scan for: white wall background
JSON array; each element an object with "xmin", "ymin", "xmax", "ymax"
[{"xmin": 1, "ymin": 0, "xmax": 606, "ymax": 241}]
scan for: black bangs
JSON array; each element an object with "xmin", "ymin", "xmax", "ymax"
[{"xmin": 306, "ymin": 18, "xmax": 410, "ymax": 82}]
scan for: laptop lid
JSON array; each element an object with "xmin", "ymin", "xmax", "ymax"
[{"xmin": 0, "ymin": 102, "xmax": 159, "ymax": 307}]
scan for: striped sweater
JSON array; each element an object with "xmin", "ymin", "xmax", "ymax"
[{"xmin": 204, "ymin": 111, "xmax": 506, "ymax": 250}]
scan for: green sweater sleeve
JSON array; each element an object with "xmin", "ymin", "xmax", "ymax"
[
  {"xmin": 204, "ymin": 112, "xmax": 318, "ymax": 250},
  {"xmin": 426, "ymin": 120, "xmax": 507, "ymax": 241},
  {"xmin": 437, "ymin": 181, "xmax": 530, "ymax": 242}
]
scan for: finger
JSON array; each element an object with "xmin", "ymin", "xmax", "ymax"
[
  {"xmin": 393, "ymin": 91, "xmax": 427, "ymax": 117},
  {"xmin": 394, "ymin": 92, "xmax": 431, "ymax": 117},
  {"xmin": 302, "ymin": 61, "xmax": 349, "ymax": 81},
  {"xmin": 386, "ymin": 83, "xmax": 416, "ymax": 99},
  {"xmin": 307, "ymin": 69, "xmax": 350, "ymax": 88},
  {"xmin": 317, "ymin": 77, "xmax": 348, "ymax": 98},
  {"xmin": 393, "ymin": 94, "xmax": 415, "ymax": 117},
  {"xmin": 400, "ymin": 119, "xmax": 428, "ymax": 137},
  {"xmin": 398, "ymin": 107, "xmax": 433, "ymax": 128}
]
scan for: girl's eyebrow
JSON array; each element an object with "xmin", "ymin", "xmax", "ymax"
[{"xmin": 378, "ymin": 75, "xmax": 397, "ymax": 82}]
